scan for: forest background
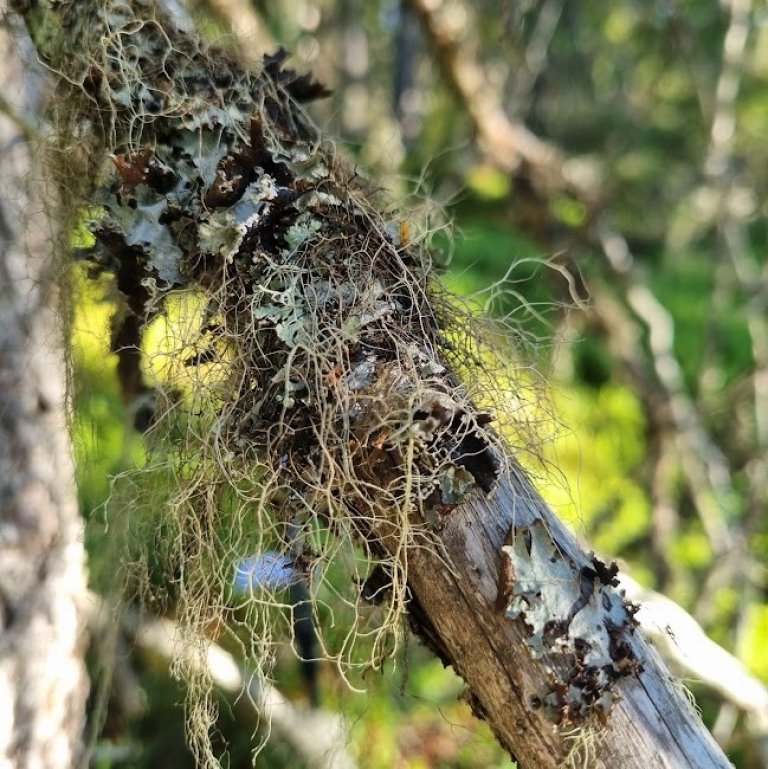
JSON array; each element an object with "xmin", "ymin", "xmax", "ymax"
[{"xmin": 65, "ymin": 0, "xmax": 768, "ymax": 767}]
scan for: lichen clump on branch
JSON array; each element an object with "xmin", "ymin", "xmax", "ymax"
[
  {"xmin": 23, "ymin": 0, "xmax": 504, "ymax": 748},
  {"xmin": 497, "ymin": 522, "xmax": 641, "ymax": 727},
  {"xmin": 71, "ymin": 2, "xmax": 501, "ymax": 541}
]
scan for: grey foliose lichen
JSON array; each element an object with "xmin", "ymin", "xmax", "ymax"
[
  {"xmin": 54, "ymin": 1, "xmax": 501, "ymax": 533},
  {"xmin": 499, "ymin": 521, "xmax": 642, "ymax": 726}
]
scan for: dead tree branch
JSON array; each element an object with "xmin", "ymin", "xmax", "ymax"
[
  {"xmin": 10, "ymin": 1, "xmax": 733, "ymax": 767},
  {"xmin": 621, "ymin": 574, "xmax": 768, "ymax": 754}
]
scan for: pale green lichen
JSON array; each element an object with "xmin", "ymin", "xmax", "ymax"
[
  {"xmin": 283, "ymin": 215, "xmax": 323, "ymax": 255},
  {"xmin": 500, "ymin": 521, "xmax": 641, "ymax": 725}
]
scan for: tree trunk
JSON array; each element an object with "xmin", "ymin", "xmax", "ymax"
[
  {"xmin": 0, "ymin": 18, "xmax": 89, "ymax": 769},
  {"xmin": 9, "ymin": 2, "xmax": 731, "ymax": 767}
]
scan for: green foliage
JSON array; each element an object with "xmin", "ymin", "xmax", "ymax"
[
  {"xmin": 540, "ymin": 384, "xmax": 650, "ymax": 559},
  {"xmin": 70, "ymin": 271, "xmax": 147, "ymax": 587},
  {"xmin": 741, "ymin": 605, "xmax": 768, "ymax": 681}
]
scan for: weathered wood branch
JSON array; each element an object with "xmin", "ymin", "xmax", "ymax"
[
  {"xmin": 620, "ymin": 575, "xmax": 768, "ymax": 742},
  {"xmin": 0, "ymin": 17, "xmax": 89, "ymax": 769},
  {"xmin": 400, "ymin": 473, "xmax": 730, "ymax": 768},
  {"xmin": 10, "ymin": 2, "xmax": 733, "ymax": 767}
]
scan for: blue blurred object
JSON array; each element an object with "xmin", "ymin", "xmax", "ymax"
[
  {"xmin": 232, "ymin": 551, "xmax": 319, "ymax": 705},
  {"xmin": 233, "ymin": 552, "xmax": 297, "ymax": 593}
]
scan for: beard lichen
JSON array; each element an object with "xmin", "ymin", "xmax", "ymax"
[
  {"xmin": 17, "ymin": 0, "xmax": 647, "ymax": 762},
  {"xmin": 25, "ymin": 0, "xmax": 515, "ymax": 762}
]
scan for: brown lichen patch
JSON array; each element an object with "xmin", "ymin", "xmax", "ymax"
[{"xmin": 498, "ymin": 521, "xmax": 641, "ymax": 726}]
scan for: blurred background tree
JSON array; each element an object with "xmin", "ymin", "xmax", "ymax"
[{"xmin": 69, "ymin": 0, "xmax": 768, "ymax": 766}]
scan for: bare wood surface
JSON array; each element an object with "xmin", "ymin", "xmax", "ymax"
[
  {"xmin": 621, "ymin": 575, "xmax": 768, "ymax": 738},
  {"xmin": 399, "ymin": 470, "xmax": 732, "ymax": 768}
]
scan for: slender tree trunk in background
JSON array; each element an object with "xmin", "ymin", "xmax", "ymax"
[{"xmin": 0, "ymin": 19, "xmax": 89, "ymax": 769}]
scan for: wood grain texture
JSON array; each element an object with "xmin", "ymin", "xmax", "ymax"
[{"xmin": 402, "ymin": 470, "xmax": 732, "ymax": 768}]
